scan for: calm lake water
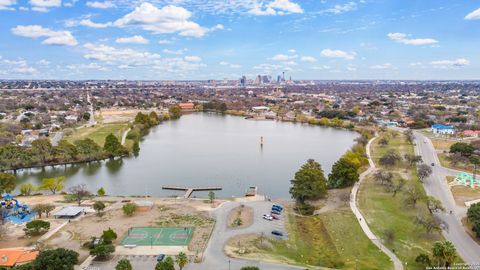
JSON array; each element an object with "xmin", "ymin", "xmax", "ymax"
[{"xmin": 15, "ymin": 113, "xmax": 358, "ymax": 199}]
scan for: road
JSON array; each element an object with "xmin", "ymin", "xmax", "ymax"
[
  {"xmin": 413, "ymin": 131, "xmax": 480, "ymax": 265},
  {"xmin": 186, "ymin": 201, "xmax": 305, "ymax": 270},
  {"xmin": 86, "ymin": 92, "xmax": 96, "ymax": 126},
  {"xmin": 350, "ymin": 135, "xmax": 404, "ymax": 270}
]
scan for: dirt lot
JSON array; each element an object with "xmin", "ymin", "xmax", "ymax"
[
  {"xmin": 227, "ymin": 205, "xmax": 253, "ymax": 229},
  {"xmin": 97, "ymin": 108, "xmax": 159, "ymax": 124},
  {"xmin": 446, "ymin": 176, "xmax": 480, "ymax": 205}
]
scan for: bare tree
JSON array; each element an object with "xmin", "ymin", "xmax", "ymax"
[
  {"xmin": 69, "ymin": 184, "xmax": 92, "ymax": 206},
  {"xmin": 415, "ymin": 215, "xmax": 441, "ymax": 234},
  {"xmin": 373, "ymin": 171, "xmax": 393, "ymax": 186},
  {"xmin": 390, "ymin": 178, "xmax": 406, "ymax": 197},
  {"xmin": 404, "ymin": 186, "xmax": 423, "ymax": 207},
  {"xmin": 417, "ymin": 164, "xmax": 433, "ymax": 182}
]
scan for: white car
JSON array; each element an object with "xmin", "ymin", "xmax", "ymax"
[{"xmin": 262, "ymin": 214, "xmax": 273, "ymax": 221}]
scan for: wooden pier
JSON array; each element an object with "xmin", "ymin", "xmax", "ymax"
[{"xmin": 162, "ymin": 186, "xmax": 222, "ymax": 199}]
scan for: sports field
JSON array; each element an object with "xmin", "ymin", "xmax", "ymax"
[{"xmin": 121, "ymin": 227, "xmax": 193, "ymax": 246}]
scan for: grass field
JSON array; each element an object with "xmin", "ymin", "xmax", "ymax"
[
  {"xmin": 438, "ymin": 153, "xmax": 473, "ymax": 172},
  {"xmin": 66, "ymin": 122, "xmax": 131, "ymax": 147},
  {"xmin": 121, "ymin": 227, "xmax": 193, "ymax": 246},
  {"xmin": 259, "ymin": 206, "xmax": 392, "ymax": 269},
  {"xmin": 359, "ymin": 130, "xmax": 448, "ymax": 267}
]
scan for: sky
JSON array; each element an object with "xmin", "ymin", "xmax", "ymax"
[{"xmin": 0, "ymin": 0, "xmax": 480, "ymax": 80}]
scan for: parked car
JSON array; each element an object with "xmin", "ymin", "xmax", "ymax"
[
  {"xmin": 271, "ymin": 209, "xmax": 281, "ymax": 215},
  {"xmin": 271, "ymin": 214, "xmax": 280, "ymax": 220},
  {"xmin": 156, "ymin": 254, "xmax": 165, "ymax": 262},
  {"xmin": 271, "ymin": 230, "xmax": 284, "ymax": 237},
  {"xmin": 431, "ymin": 163, "xmax": 435, "ymax": 166},
  {"xmin": 262, "ymin": 214, "xmax": 273, "ymax": 221}
]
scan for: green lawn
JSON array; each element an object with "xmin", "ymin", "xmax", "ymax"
[
  {"xmin": 66, "ymin": 122, "xmax": 130, "ymax": 147},
  {"xmin": 358, "ymin": 130, "xmax": 450, "ymax": 268},
  {"xmin": 358, "ymin": 173, "xmax": 443, "ymax": 268},
  {"xmin": 263, "ymin": 206, "xmax": 393, "ymax": 269}
]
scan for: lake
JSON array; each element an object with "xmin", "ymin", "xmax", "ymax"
[{"xmin": 15, "ymin": 113, "xmax": 359, "ymax": 199}]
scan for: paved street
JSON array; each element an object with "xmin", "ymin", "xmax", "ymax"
[{"xmin": 413, "ymin": 131, "xmax": 480, "ymax": 265}]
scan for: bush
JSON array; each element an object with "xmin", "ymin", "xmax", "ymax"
[
  {"xmin": 294, "ymin": 201, "xmax": 315, "ymax": 216},
  {"xmin": 97, "ymin": 187, "xmax": 106, "ymax": 196},
  {"xmin": 24, "ymin": 220, "xmax": 50, "ymax": 236},
  {"xmin": 240, "ymin": 267, "xmax": 260, "ymax": 270},
  {"xmin": 90, "ymin": 243, "xmax": 115, "ymax": 260},
  {"xmin": 122, "ymin": 202, "xmax": 137, "ymax": 216},
  {"xmin": 115, "ymin": 259, "xmax": 132, "ymax": 270},
  {"xmin": 101, "ymin": 227, "xmax": 117, "ymax": 244},
  {"xmin": 35, "ymin": 248, "xmax": 79, "ymax": 270}
]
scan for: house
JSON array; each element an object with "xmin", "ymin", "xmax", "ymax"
[
  {"xmin": 431, "ymin": 124, "xmax": 455, "ymax": 135},
  {"xmin": 178, "ymin": 102, "xmax": 195, "ymax": 111},
  {"xmin": 252, "ymin": 106, "xmax": 269, "ymax": 113},
  {"xmin": 0, "ymin": 248, "xmax": 38, "ymax": 268},
  {"xmin": 463, "ymin": 130, "xmax": 480, "ymax": 137}
]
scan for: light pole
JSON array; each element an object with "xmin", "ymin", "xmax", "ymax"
[{"xmin": 228, "ymin": 259, "xmax": 231, "ymax": 270}]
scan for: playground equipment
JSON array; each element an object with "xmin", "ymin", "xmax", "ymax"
[
  {"xmin": 0, "ymin": 194, "xmax": 32, "ymax": 221},
  {"xmin": 450, "ymin": 172, "xmax": 480, "ymax": 188}
]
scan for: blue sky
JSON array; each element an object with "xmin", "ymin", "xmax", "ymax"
[{"xmin": 1, "ymin": 0, "xmax": 479, "ymax": 80}]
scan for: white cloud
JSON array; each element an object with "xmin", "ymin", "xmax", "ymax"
[
  {"xmin": 37, "ymin": 59, "xmax": 50, "ymax": 65},
  {"xmin": 219, "ymin": 61, "xmax": 241, "ymax": 68},
  {"xmin": 253, "ymin": 63, "xmax": 282, "ymax": 71},
  {"xmin": 430, "ymin": 58, "xmax": 470, "ymax": 69},
  {"xmin": 29, "ymin": 0, "xmax": 61, "ymax": 11},
  {"xmin": 12, "ymin": 25, "xmax": 78, "ymax": 46},
  {"xmin": 184, "ymin": 55, "xmax": 201, "ymax": 62},
  {"xmin": 0, "ymin": 0, "xmax": 16, "ymax": 10},
  {"xmin": 158, "ymin": 39, "xmax": 173, "ymax": 44},
  {"xmin": 78, "ymin": 19, "xmax": 112, "ymax": 28},
  {"xmin": 162, "ymin": 48, "xmax": 187, "ymax": 55},
  {"xmin": 67, "ymin": 62, "xmax": 109, "ymax": 71},
  {"xmin": 271, "ymin": 54, "xmax": 297, "ymax": 61},
  {"xmin": 83, "ymin": 43, "xmax": 160, "ymax": 64},
  {"xmin": 320, "ymin": 49, "xmax": 355, "ymax": 60},
  {"xmin": 248, "ymin": 0, "xmax": 303, "ymax": 16},
  {"xmin": 288, "ymin": 49, "xmax": 296, "ymax": 53},
  {"xmin": 387, "ymin": 32, "xmax": 438, "ymax": 45},
  {"xmin": 14, "ymin": 66, "xmax": 37, "ymax": 74},
  {"xmin": 116, "ymin": 35, "xmax": 149, "ymax": 44},
  {"xmin": 113, "ymin": 3, "xmax": 218, "ymax": 37},
  {"xmin": 323, "ymin": 2, "xmax": 357, "ymax": 14},
  {"xmin": 370, "ymin": 63, "xmax": 392, "ymax": 69},
  {"xmin": 300, "ymin": 56, "xmax": 317, "ymax": 62},
  {"xmin": 465, "ymin": 8, "xmax": 480, "ymax": 20},
  {"xmin": 86, "ymin": 1, "xmax": 115, "ymax": 9}
]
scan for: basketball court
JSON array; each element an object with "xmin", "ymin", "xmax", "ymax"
[{"xmin": 121, "ymin": 227, "xmax": 193, "ymax": 246}]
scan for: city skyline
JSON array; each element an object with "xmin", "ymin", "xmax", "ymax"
[{"xmin": 1, "ymin": 0, "xmax": 480, "ymax": 80}]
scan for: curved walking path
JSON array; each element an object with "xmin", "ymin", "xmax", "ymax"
[
  {"xmin": 121, "ymin": 128, "xmax": 131, "ymax": 145},
  {"xmin": 349, "ymin": 135, "xmax": 404, "ymax": 270}
]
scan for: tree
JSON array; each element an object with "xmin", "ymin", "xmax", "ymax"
[
  {"xmin": 32, "ymin": 204, "xmax": 55, "ymax": 218},
  {"xmin": 290, "ymin": 159, "xmax": 327, "ymax": 203},
  {"xmin": 373, "ymin": 171, "xmax": 393, "ymax": 186},
  {"xmin": 35, "ymin": 248, "xmax": 79, "ymax": 270},
  {"xmin": 97, "ymin": 187, "xmax": 106, "ymax": 196},
  {"xmin": 169, "ymin": 105, "xmax": 182, "ymax": 119},
  {"xmin": 74, "ymin": 138, "xmax": 101, "ymax": 160},
  {"xmin": 432, "ymin": 241, "xmax": 457, "ymax": 268},
  {"xmin": 176, "ymin": 252, "xmax": 188, "ymax": 270},
  {"xmin": 132, "ymin": 140, "xmax": 140, "ymax": 157},
  {"xmin": 417, "ymin": 164, "xmax": 433, "ymax": 181},
  {"xmin": 450, "ymin": 142, "xmax": 474, "ymax": 157},
  {"xmin": 122, "ymin": 202, "xmax": 137, "ymax": 216},
  {"xmin": 24, "ymin": 220, "xmax": 50, "ymax": 236},
  {"xmin": 31, "ymin": 139, "xmax": 53, "ymax": 163},
  {"xmin": 39, "ymin": 176, "xmax": 65, "ymax": 194},
  {"xmin": 103, "ymin": 133, "xmax": 126, "ymax": 158},
  {"xmin": 0, "ymin": 172, "xmax": 16, "ymax": 194},
  {"xmin": 93, "ymin": 201, "xmax": 106, "ymax": 215},
  {"xmin": 404, "ymin": 129, "xmax": 414, "ymax": 143},
  {"xmin": 90, "ymin": 243, "xmax": 115, "ymax": 260},
  {"xmin": 327, "ymin": 157, "xmax": 359, "ymax": 188},
  {"xmin": 404, "ymin": 154, "xmax": 422, "ymax": 166},
  {"xmin": 115, "ymin": 259, "xmax": 132, "ymax": 270},
  {"xmin": 415, "ymin": 215, "xmax": 441, "ymax": 234},
  {"xmin": 56, "ymin": 140, "xmax": 78, "ymax": 161},
  {"xmin": 378, "ymin": 137, "xmax": 389, "ymax": 146},
  {"xmin": 427, "ymin": 196, "xmax": 445, "ymax": 214},
  {"xmin": 404, "ymin": 185, "xmax": 423, "ymax": 207},
  {"xmin": 19, "ymin": 182, "xmax": 36, "ymax": 196},
  {"xmin": 390, "ymin": 178, "xmax": 406, "ymax": 197},
  {"xmin": 155, "ymin": 257, "xmax": 175, "ymax": 270},
  {"xmin": 68, "ymin": 184, "xmax": 91, "ymax": 205},
  {"xmin": 379, "ymin": 150, "xmax": 401, "ymax": 167},
  {"xmin": 467, "ymin": 203, "xmax": 480, "ymax": 238},
  {"xmin": 383, "ymin": 229, "xmax": 395, "ymax": 245},
  {"xmin": 101, "ymin": 227, "xmax": 117, "ymax": 244},
  {"xmin": 240, "ymin": 267, "xmax": 260, "ymax": 270},
  {"xmin": 208, "ymin": 191, "xmax": 215, "ymax": 204},
  {"xmin": 415, "ymin": 253, "xmax": 432, "ymax": 268}
]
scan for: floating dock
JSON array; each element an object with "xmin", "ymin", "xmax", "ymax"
[{"xmin": 162, "ymin": 186, "xmax": 222, "ymax": 199}]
